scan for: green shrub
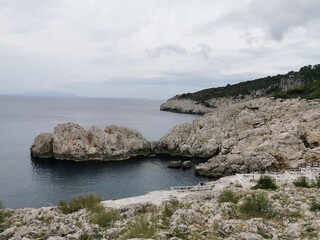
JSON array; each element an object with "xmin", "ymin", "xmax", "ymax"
[
  {"xmin": 239, "ymin": 192, "xmax": 278, "ymax": 219},
  {"xmin": 0, "ymin": 200, "xmax": 10, "ymax": 233},
  {"xmin": 90, "ymin": 209, "xmax": 120, "ymax": 228},
  {"xmin": 252, "ymin": 175, "xmax": 277, "ymax": 190},
  {"xmin": 0, "ymin": 201, "xmax": 4, "ymax": 233},
  {"xmin": 311, "ymin": 177, "xmax": 320, "ymax": 188},
  {"xmin": 58, "ymin": 194, "xmax": 102, "ymax": 214},
  {"xmin": 218, "ymin": 189, "xmax": 240, "ymax": 204},
  {"xmin": 161, "ymin": 199, "xmax": 180, "ymax": 219},
  {"xmin": 293, "ymin": 176, "xmax": 310, "ymax": 188},
  {"xmin": 125, "ymin": 215, "xmax": 157, "ymax": 239},
  {"xmin": 310, "ymin": 201, "xmax": 320, "ymax": 212}
]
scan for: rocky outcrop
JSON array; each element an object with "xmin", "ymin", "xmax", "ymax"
[
  {"xmin": 195, "ymin": 151, "xmax": 276, "ymax": 177},
  {"xmin": 166, "ymin": 160, "xmax": 193, "ymax": 169},
  {"xmin": 156, "ymin": 98, "xmax": 320, "ymax": 176},
  {"xmin": 160, "ymin": 97, "xmax": 213, "ymax": 114},
  {"xmin": 30, "ymin": 133, "xmax": 54, "ymax": 158},
  {"xmin": 31, "ymin": 123, "xmax": 152, "ymax": 161},
  {"xmin": 160, "ymin": 95, "xmax": 256, "ymax": 114}
]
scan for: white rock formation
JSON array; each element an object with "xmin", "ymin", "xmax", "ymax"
[{"xmin": 30, "ymin": 123, "xmax": 152, "ymax": 161}]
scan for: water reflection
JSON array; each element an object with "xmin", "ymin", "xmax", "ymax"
[{"xmin": 29, "ymin": 157, "xmax": 208, "ymax": 207}]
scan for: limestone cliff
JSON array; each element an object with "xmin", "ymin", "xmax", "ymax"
[{"xmin": 156, "ymin": 98, "xmax": 320, "ymax": 177}]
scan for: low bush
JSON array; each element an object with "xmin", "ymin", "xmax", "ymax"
[
  {"xmin": 310, "ymin": 201, "xmax": 320, "ymax": 212},
  {"xmin": 239, "ymin": 192, "xmax": 278, "ymax": 219},
  {"xmin": 218, "ymin": 189, "xmax": 240, "ymax": 204},
  {"xmin": 0, "ymin": 201, "xmax": 4, "ymax": 233},
  {"xmin": 311, "ymin": 177, "xmax": 320, "ymax": 188},
  {"xmin": 161, "ymin": 199, "xmax": 180, "ymax": 219},
  {"xmin": 293, "ymin": 176, "xmax": 310, "ymax": 188},
  {"xmin": 252, "ymin": 175, "xmax": 277, "ymax": 190},
  {"xmin": 90, "ymin": 209, "xmax": 120, "ymax": 228},
  {"xmin": 58, "ymin": 194, "xmax": 102, "ymax": 214},
  {"xmin": 125, "ymin": 215, "xmax": 157, "ymax": 239},
  {"xmin": 0, "ymin": 200, "xmax": 10, "ymax": 233}
]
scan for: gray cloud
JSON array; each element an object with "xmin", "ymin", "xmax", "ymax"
[
  {"xmin": 145, "ymin": 44, "xmax": 187, "ymax": 59},
  {"xmin": 0, "ymin": 0, "xmax": 319, "ymax": 99},
  {"xmin": 196, "ymin": 0, "xmax": 320, "ymax": 41},
  {"xmin": 0, "ymin": 0, "xmax": 61, "ymax": 33},
  {"xmin": 145, "ymin": 43, "xmax": 213, "ymax": 61},
  {"xmin": 191, "ymin": 44, "xmax": 213, "ymax": 60}
]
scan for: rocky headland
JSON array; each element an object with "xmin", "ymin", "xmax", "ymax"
[
  {"xmin": 157, "ymin": 98, "xmax": 320, "ymax": 177},
  {"xmin": 160, "ymin": 64, "xmax": 320, "ymax": 114}
]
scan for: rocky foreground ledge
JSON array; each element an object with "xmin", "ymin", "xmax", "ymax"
[{"xmin": 1, "ymin": 174, "xmax": 320, "ymax": 239}]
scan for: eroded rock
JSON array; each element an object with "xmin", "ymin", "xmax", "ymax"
[{"xmin": 31, "ymin": 123, "xmax": 152, "ymax": 161}]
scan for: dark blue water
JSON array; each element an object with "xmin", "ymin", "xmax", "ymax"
[{"xmin": 0, "ymin": 95, "xmax": 205, "ymax": 208}]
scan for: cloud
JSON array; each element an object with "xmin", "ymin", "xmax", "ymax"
[
  {"xmin": 191, "ymin": 44, "xmax": 213, "ymax": 59},
  {"xmin": 0, "ymin": 0, "xmax": 61, "ymax": 33},
  {"xmin": 0, "ymin": 0, "xmax": 319, "ymax": 98},
  {"xmin": 196, "ymin": 0, "xmax": 320, "ymax": 41},
  {"xmin": 145, "ymin": 44, "xmax": 187, "ymax": 59}
]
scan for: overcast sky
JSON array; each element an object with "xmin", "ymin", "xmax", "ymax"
[{"xmin": 0, "ymin": 0, "xmax": 319, "ymax": 99}]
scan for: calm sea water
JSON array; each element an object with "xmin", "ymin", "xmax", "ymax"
[{"xmin": 0, "ymin": 95, "xmax": 206, "ymax": 208}]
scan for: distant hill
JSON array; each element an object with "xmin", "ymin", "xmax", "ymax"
[{"xmin": 160, "ymin": 64, "xmax": 320, "ymax": 114}]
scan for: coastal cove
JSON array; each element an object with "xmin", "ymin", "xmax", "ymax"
[{"xmin": 0, "ymin": 95, "xmax": 200, "ymax": 208}]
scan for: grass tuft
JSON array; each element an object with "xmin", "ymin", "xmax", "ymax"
[
  {"xmin": 239, "ymin": 192, "xmax": 279, "ymax": 219},
  {"xmin": 218, "ymin": 189, "xmax": 240, "ymax": 204},
  {"xmin": 90, "ymin": 208, "xmax": 120, "ymax": 228},
  {"xmin": 125, "ymin": 215, "xmax": 157, "ymax": 239},
  {"xmin": 293, "ymin": 176, "xmax": 310, "ymax": 188},
  {"xmin": 252, "ymin": 175, "xmax": 277, "ymax": 190},
  {"xmin": 58, "ymin": 194, "xmax": 102, "ymax": 214},
  {"xmin": 310, "ymin": 201, "xmax": 320, "ymax": 212}
]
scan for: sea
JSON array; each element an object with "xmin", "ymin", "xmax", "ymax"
[{"xmin": 0, "ymin": 95, "xmax": 207, "ymax": 209}]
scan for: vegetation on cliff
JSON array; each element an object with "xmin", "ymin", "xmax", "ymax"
[
  {"xmin": 176, "ymin": 64, "xmax": 320, "ymax": 103},
  {"xmin": 58, "ymin": 194, "xmax": 120, "ymax": 228},
  {"xmin": 274, "ymin": 79, "xmax": 320, "ymax": 99}
]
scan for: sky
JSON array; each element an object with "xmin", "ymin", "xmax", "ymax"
[{"xmin": 0, "ymin": 0, "xmax": 319, "ymax": 99}]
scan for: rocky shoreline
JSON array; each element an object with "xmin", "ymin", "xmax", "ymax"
[
  {"xmin": 1, "ymin": 173, "xmax": 320, "ymax": 239},
  {"xmin": 31, "ymin": 97, "xmax": 320, "ymax": 178}
]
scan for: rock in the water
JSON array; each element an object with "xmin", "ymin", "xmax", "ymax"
[
  {"xmin": 167, "ymin": 160, "xmax": 182, "ymax": 168},
  {"xmin": 166, "ymin": 160, "xmax": 192, "ymax": 169},
  {"xmin": 31, "ymin": 122, "xmax": 152, "ymax": 161},
  {"xmin": 181, "ymin": 161, "xmax": 192, "ymax": 169},
  {"xmin": 30, "ymin": 133, "xmax": 54, "ymax": 158}
]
